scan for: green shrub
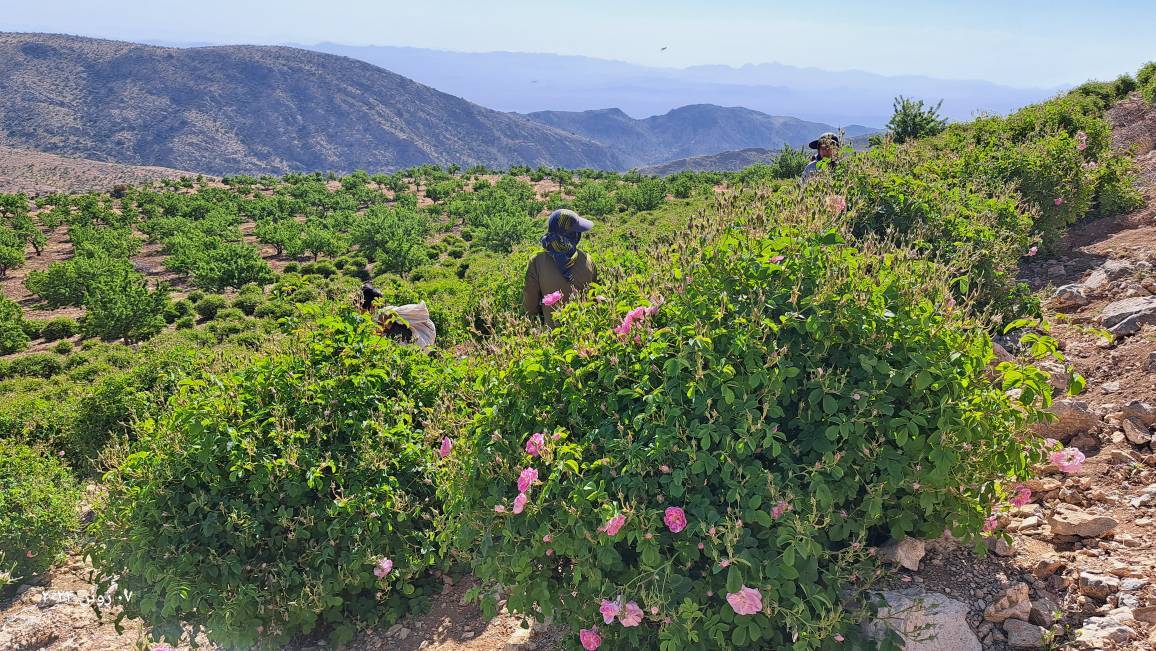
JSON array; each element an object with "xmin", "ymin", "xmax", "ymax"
[
  {"xmin": 92, "ymin": 313, "xmax": 458, "ymax": 647},
  {"xmin": 53, "ymin": 340, "xmax": 74, "ymax": 355},
  {"xmin": 0, "ymin": 440, "xmax": 80, "ymax": 582},
  {"xmin": 174, "ymin": 315, "xmax": 195, "ymax": 330},
  {"xmin": 1091, "ymin": 156, "xmax": 1145, "ymax": 217},
  {"xmin": 574, "ymin": 183, "xmax": 618, "ymax": 217},
  {"xmin": 619, "ymin": 178, "xmax": 667, "ymax": 212},
  {"xmin": 4, "ymin": 353, "xmax": 64, "ymax": 379},
  {"xmin": 164, "ymin": 299, "xmax": 195, "ymax": 324},
  {"xmin": 232, "ymin": 287, "xmax": 265, "ymax": 316},
  {"xmin": 283, "ymin": 262, "xmax": 301, "ymax": 273},
  {"xmin": 40, "ymin": 317, "xmax": 78, "ymax": 341},
  {"xmin": 187, "ymin": 290, "xmax": 206, "ymax": 303},
  {"xmin": 445, "ymin": 231, "xmax": 1054, "ymax": 650},
  {"xmin": 0, "ymin": 320, "xmax": 29, "ymax": 356},
  {"xmin": 82, "ymin": 266, "xmax": 169, "ymax": 343},
  {"xmin": 20, "ymin": 319, "xmax": 42, "ymax": 339},
  {"xmin": 195, "ymin": 295, "xmax": 228, "ymax": 320},
  {"xmin": 254, "ymin": 300, "xmax": 296, "ymax": 321},
  {"xmin": 214, "ymin": 307, "xmax": 246, "ymax": 322},
  {"xmin": 1138, "ymin": 62, "xmax": 1156, "ymax": 88}
]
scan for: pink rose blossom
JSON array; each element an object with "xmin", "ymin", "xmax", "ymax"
[
  {"xmin": 650, "ymin": 606, "xmax": 659, "ymax": 615},
  {"xmin": 1009, "ymin": 485, "xmax": 1032, "ymax": 507},
  {"xmin": 494, "ymin": 504, "xmax": 506, "ymax": 513},
  {"xmin": 579, "ymin": 628, "xmax": 601, "ymax": 650},
  {"xmin": 834, "ymin": 634, "xmax": 845, "ymax": 642},
  {"xmin": 644, "ymin": 532, "xmax": 653, "ymax": 540},
  {"xmin": 983, "ymin": 516, "xmax": 999, "ymax": 533},
  {"xmin": 600, "ymin": 513, "xmax": 626, "ymax": 537},
  {"xmin": 726, "ymin": 586, "xmax": 764, "ymax": 616},
  {"xmin": 525, "ymin": 432, "xmax": 546, "ymax": 457},
  {"xmin": 1054, "ymin": 197, "xmax": 1064, "ymax": 206},
  {"xmin": 826, "ymin": 194, "xmax": 847, "ymax": 214},
  {"xmin": 439, "ymin": 437, "xmax": 453, "ymax": 459},
  {"xmin": 599, "ymin": 599, "xmax": 620, "ymax": 624},
  {"xmin": 153, "ymin": 646, "xmax": 176, "ymax": 651},
  {"xmin": 58, "ymin": 450, "xmax": 65, "ymax": 457},
  {"xmin": 663, "ymin": 506, "xmax": 687, "ymax": 533},
  {"xmin": 1027, "ymin": 246, "xmax": 1038, "ymax": 256},
  {"xmin": 769, "ymin": 255, "xmax": 786, "ymax": 264},
  {"xmin": 1076, "ymin": 130, "xmax": 1088, "ymax": 151},
  {"xmin": 373, "ymin": 557, "xmax": 393, "ymax": 578},
  {"xmin": 1050, "ymin": 447, "xmax": 1085, "ymax": 473},
  {"xmin": 517, "ymin": 467, "xmax": 538, "ymax": 493},
  {"xmin": 542, "ymin": 291, "xmax": 563, "ymax": 307},
  {"xmin": 659, "ymin": 465, "xmax": 671, "ymax": 473},
  {"xmin": 719, "ymin": 559, "xmax": 730, "ymax": 568},
  {"xmin": 543, "ymin": 534, "xmax": 552, "ymax": 543},
  {"xmin": 912, "ymin": 482, "xmax": 921, "ymax": 491},
  {"xmin": 546, "ymin": 548, "xmax": 554, "ymax": 556},
  {"xmin": 25, "ymin": 551, "xmax": 34, "ymax": 558},
  {"xmin": 771, "ymin": 500, "xmax": 792, "ymax": 519},
  {"xmin": 619, "ymin": 601, "xmax": 644, "ymax": 627},
  {"xmin": 513, "ymin": 492, "xmax": 528, "ymax": 514},
  {"xmin": 697, "ymin": 542, "xmax": 705, "ymax": 550}
]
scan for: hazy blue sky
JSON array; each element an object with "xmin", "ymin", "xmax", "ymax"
[{"xmin": 5, "ymin": 1, "xmax": 1151, "ymax": 86}]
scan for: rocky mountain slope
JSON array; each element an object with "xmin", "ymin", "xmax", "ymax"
[
  {"xmin": 525, "ymin": 105, "xmax": 874, "ymax": 168},
  {"xmin": 0, "ymin": 144, "xmax": 198, "ymax": 194},
  {"xmin": 0, "ymin": 33, "xmax": 620, "ymax": 176}
]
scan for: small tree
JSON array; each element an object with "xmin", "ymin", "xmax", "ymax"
[
  {"xmin": 254, "ymin": 219, "xmax": 303, "ymax": 257},
  {"xmin": 886, "ymin": 96, "xmax": 948, "ymax": 143},
  {"xmin": 82, "ymin": 267, "xmax": 169, "ymax": 343},
  {"xmin": 352, "ymin": 206, "xmax": 430, "ymax": 274},
  {"xmin": 574, "ymin": 182, "xmax": 617, "ymax": 217},
  {"xmin": 0, "ymin": 244, "xmax": 23, "ymax": 277},
  {"xmin": 300, "ymin": 227, "xmax": 347, "ymax": 260}
]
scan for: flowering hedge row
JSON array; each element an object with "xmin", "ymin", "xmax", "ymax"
[{"xmin": 442, "ymin": 229, "xmax": 1057, "ymax": 649}]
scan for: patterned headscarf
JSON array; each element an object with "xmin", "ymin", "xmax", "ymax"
[{"xmin": 541, "ymin": 209, "xmax": 592, "ymax": 283}]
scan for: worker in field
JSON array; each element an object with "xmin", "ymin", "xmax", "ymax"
[
  {"xmin": 523, "ymin": 209, "xmax": 598, "ymax": 327},
  {"xmin": 360, "ymin": 283, "xmax": 437, "ymax": 348},
  {"xmin": 802, "ymin": 132, "xmax": 841, "ymax": 181}
]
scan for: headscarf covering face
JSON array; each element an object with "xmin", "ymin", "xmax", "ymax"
[{"xmin": 541, "ymin": 209, "xmax": 593, "ymax": 283}]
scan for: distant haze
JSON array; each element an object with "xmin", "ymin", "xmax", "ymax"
[{"xmin": 306, "ymin": 43, "xmax": 1062, "ymax": 127}]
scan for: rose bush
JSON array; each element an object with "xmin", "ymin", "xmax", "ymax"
[
  {"xmin": 91, "ymin": 309, "xmax": 464, "ymax": 647},
  {"xmin": 443, "ymin": 229, "xmax": 1056, "ymax": 649}
]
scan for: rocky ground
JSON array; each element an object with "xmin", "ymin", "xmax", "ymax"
[
  {"xmin": 0, "ymin": 145, "xmax": 197, "ymax": 195},
  {"xmin": 5, "ymin": 97, "xmax": 1156, "ymax": 650}
]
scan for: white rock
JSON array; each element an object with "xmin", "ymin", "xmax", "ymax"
[
  {"xmin": 880, "ymin": 537, "xmax": 926, "ymax": 571},
  {"xmin": 864, "ymin": 590, "xmax": 981, "ymax": 651}
]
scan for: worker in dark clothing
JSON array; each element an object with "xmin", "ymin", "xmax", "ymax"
[
  {"xmin": 522, "ymin": 209, "xmax": 598, "ymax": 327},
  {"xmin": 802, "ymin": 132, "xmax": 841, "ymax": 181}
]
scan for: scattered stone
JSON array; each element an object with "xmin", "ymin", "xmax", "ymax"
[
  {"xmin": 880, "ymin": 537, "xmax": 925, "ymax": 572},
  {"xmin": 1122, "ymin": 400, "xmax": 1156, "ymax": 426},
  {"xmin": 1078, "ymin": 572, "xmax": 1121, "ymax": 600},
  {"xmin": 1083, "ymin": 268, "xmax": 1110, "ymax": 293},
  {"xmin": 1122, "ymin": 418, "xmax": 1153, "ymax": 445},
  {"xmin": 1073, "ymin": 609, "xmax": 1137, "ymax": 648},
  {"xmin": 1047, "ymin": 506, "xmax": 1118, "ymax": 538},
  {"xmin": 1029, "ymin": 596, "xmax": 1061, "ymax": 626},
  {"xmin": 1003, "ymin": 619, "xmax": 1047, "ymax": 650},
  {"xmin": 1147, "ymin": 351, "xmax": 1156, "ymax": 372},
  {"xmin": 1032, "ymin": 557, "xmax": 1066, "ymax": 579},
  {"xmin": 1102, "ymin": 380, "xmax": 1121, "ymax": 393},
  {"xmin": 1070, "ymin": 432, "xmax": 1100, "ymax": 452},
  {"xmin": 864, "ymin": 589, "xmax": 981, "ymax": 651},
  {"xmin": 1033, "ymin": 399, "xmax": 1101, "ymax": 442},
  {"xmin": 1046, "ymin": 264, "xmax": 1067, "ymax": 278},
  {"xmin": 993, "ymin": 538, "xmax": 1016, "ymax": 557},
  {"xmin": 1134, "ymin": 605, "xmax": 1156, "ymax": 624},
  {"xmin": 984, "ymin": 583, "xmax": 1032, "ymax": 623},
  {"xmin": 1102, "ymin": 259, "xmax": 1136, "ymax": 280},
  {"xmin": 1101, "ymin": 295, "xmax": 1156, "ymax": 335},
  {"xmin": 1110, "ymin": 449, "xmax": 1143, "ymax": 464},
  {"xmin": 0, "ymin": 614, "xmax": 56, "ymax": 650},
  {"xmin": 1010, "ymin": 515, "xmax": 1043, "ymax": 532},
  {"xmin": 1119, "ymin": 577, "xmax": 1148, "ymax": 592},
  {"xmin": 504, "ymin": 627, "xmax": 534, "ymax": 649},
  {"xmin": 1130, "ymin": 484, "xmax": 1156, "ymax": 508}
]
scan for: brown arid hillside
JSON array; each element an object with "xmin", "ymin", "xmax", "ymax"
[
  {"xmin": 0, "ymin": 144, "xmax": 197, "ymax": 194},
  {"xmin": 0, "ymin": 33, "xmax": 621, "ymax": 175}
]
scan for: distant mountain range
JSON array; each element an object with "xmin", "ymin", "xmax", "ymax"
[
  {"xmin": 0, "ymin": 33, "xmax": 875, "ymax": 176},
  {"xmin": 306, "ymin": 43, "xmax": 1063, "ymax": 127},
  {"xmin": 0, "ymin": 33, "xmax": 617, "ymax": 175},
  {"xmin": 0, "ymin": 143, "xmax": 196, "ymax": 194},
  {"xmin": 638, "ymin": 148, "xmax": 787, "ymax": 176},
  {"xmin": 525, "ymin": 106, "xmax": 874, "ymax": 169}
]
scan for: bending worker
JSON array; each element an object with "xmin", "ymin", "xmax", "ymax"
[
  {"xmin": 360, "ymin": 283, "xmax": 436, "ymax": 348},
  {"xmin": 522, "ymin": 208, "xmax": 598, "ymax": 327}
]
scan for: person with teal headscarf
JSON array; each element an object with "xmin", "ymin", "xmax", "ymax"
[{"xmin": 523, "ymin": 209, "xmax": 598, "ymax": 327}]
